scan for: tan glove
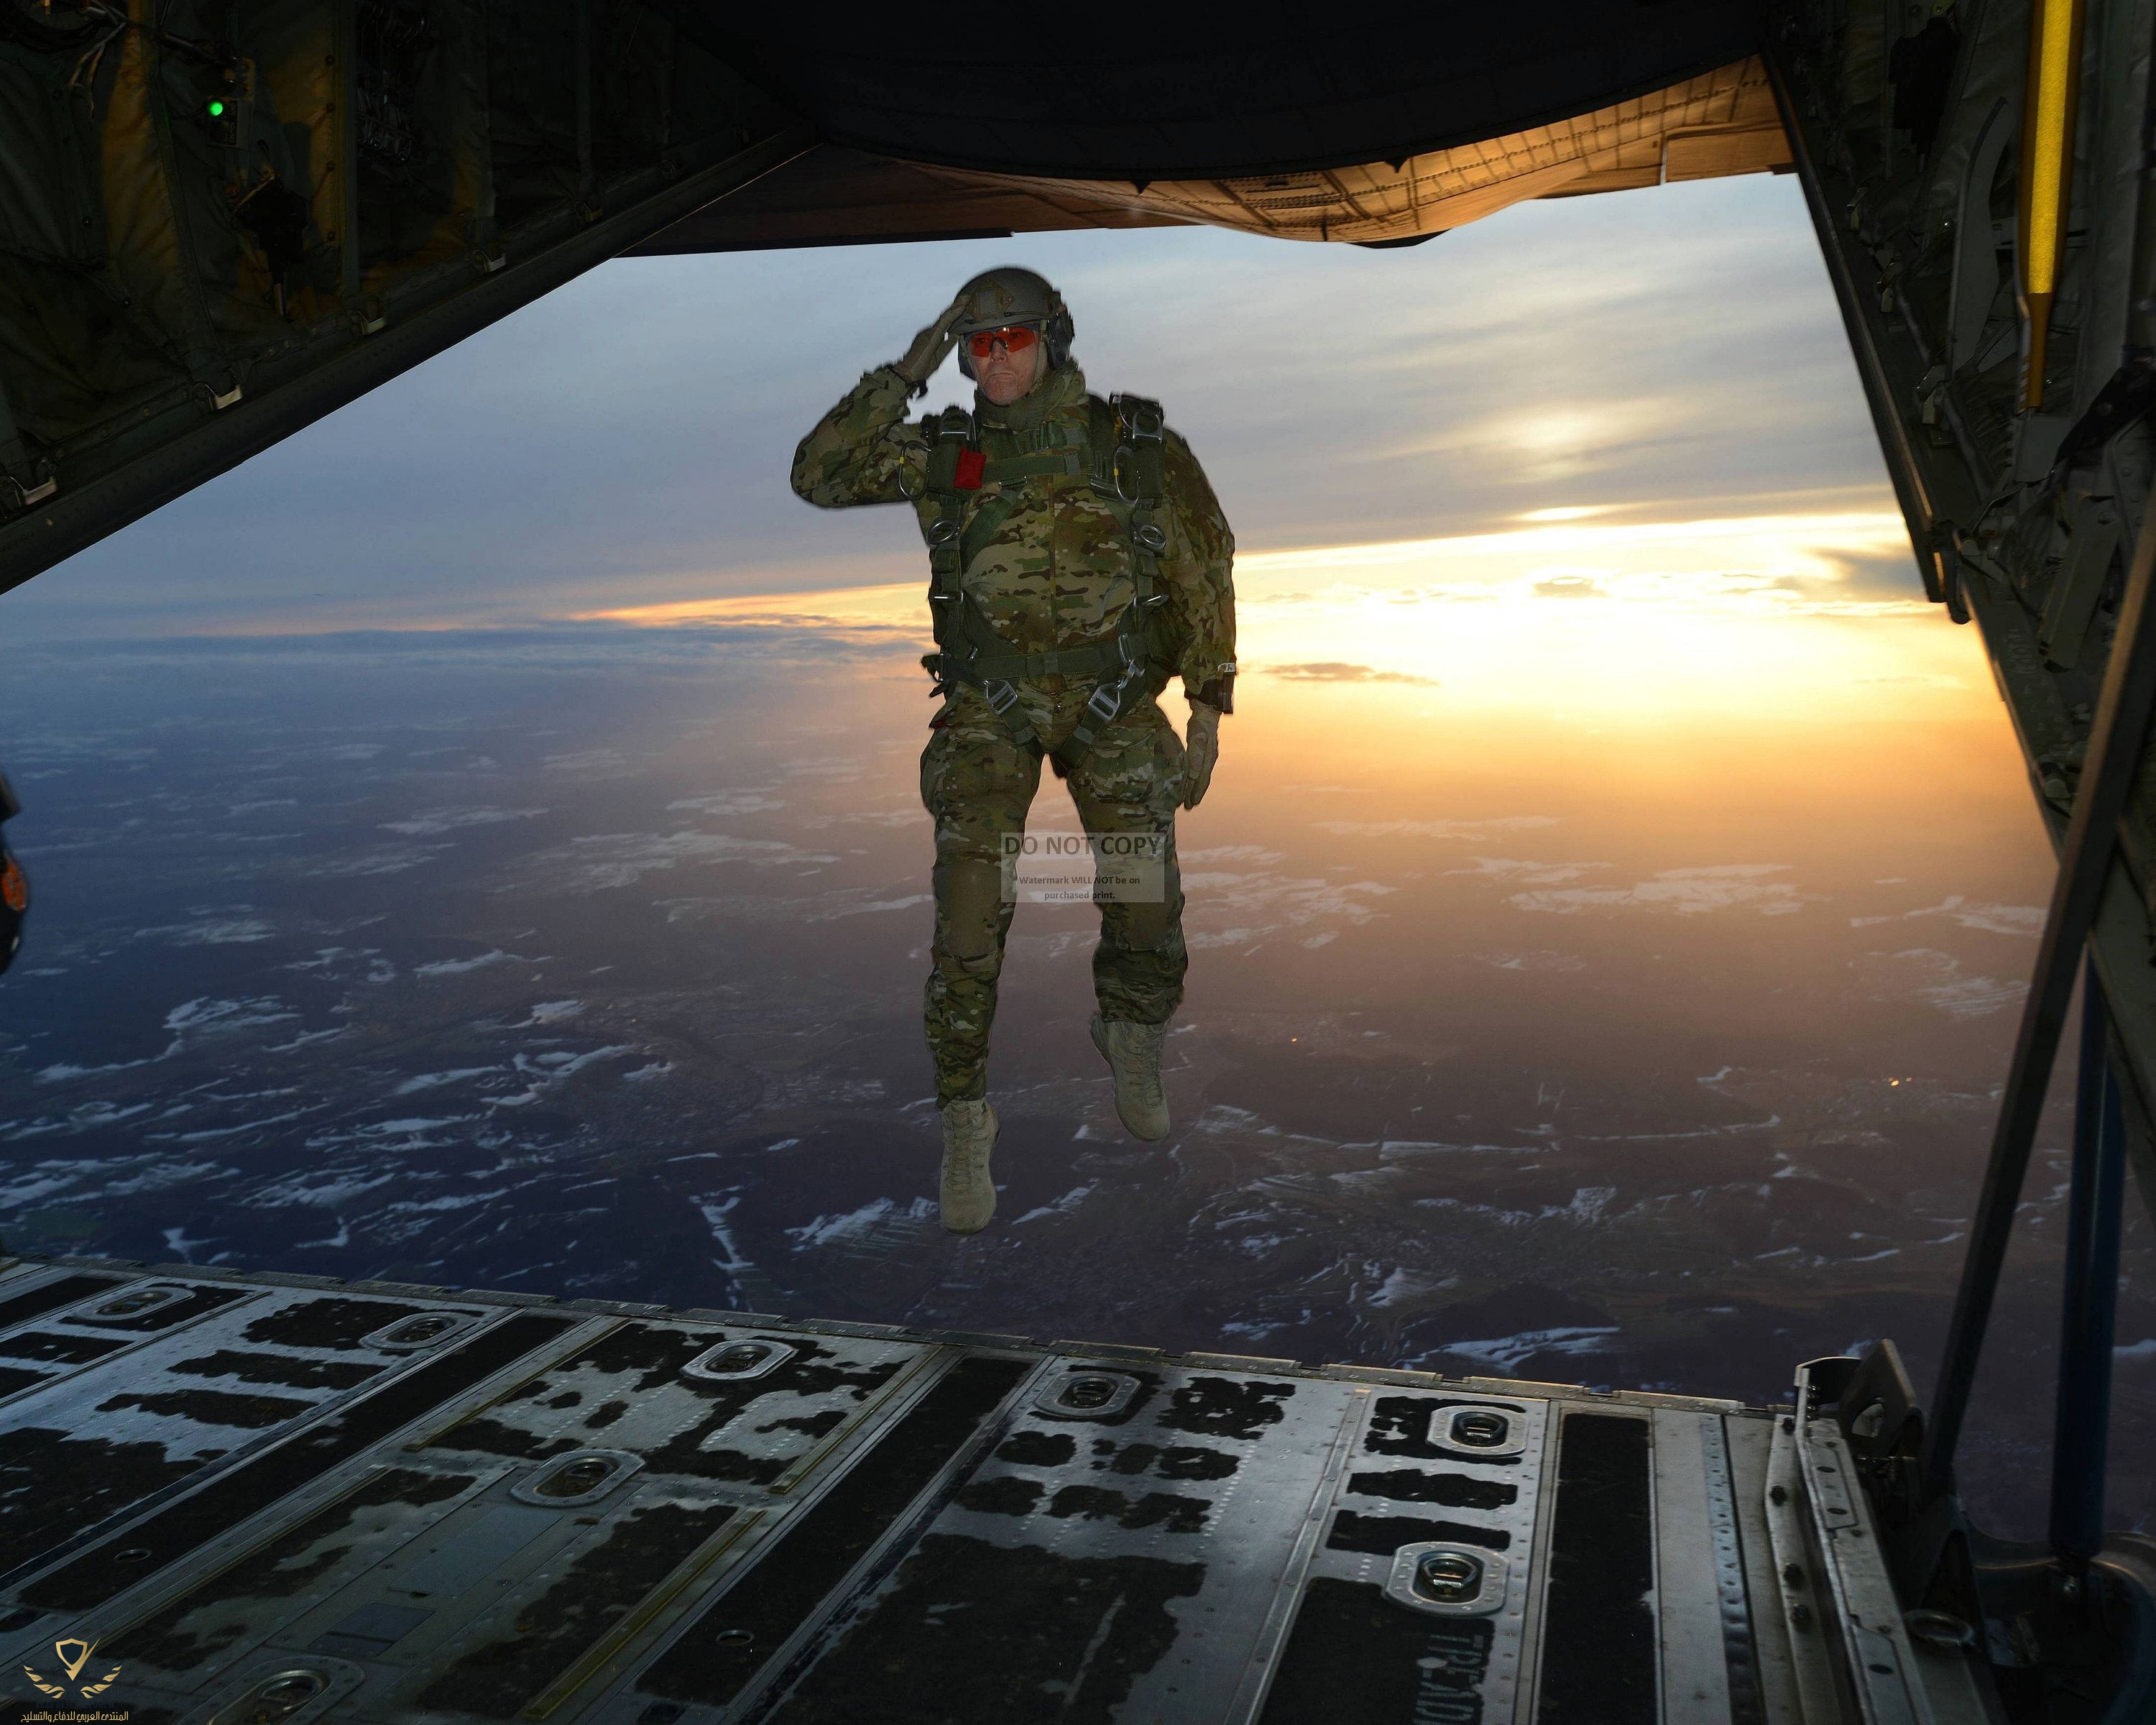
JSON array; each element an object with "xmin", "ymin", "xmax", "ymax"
[
  {"xmin": 1181, "ymin": 704, "xmax": 1222, "ymax": 809},
  {"xmin": 894, "ymin": 296, "xmax": 969, "ymax": 391}
]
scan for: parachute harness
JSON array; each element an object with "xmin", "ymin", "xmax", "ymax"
[{"xmin": 917, "ymin": 390, "xmax": 1171, "ymax": 773}]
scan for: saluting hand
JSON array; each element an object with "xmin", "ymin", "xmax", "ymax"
[
  {"xmin": 895, "ymin": 296, "xmax": 969, "ymax": 391},
  {"xmin": 1181, "ymin": 704, "xmax": 1221, "ymax": 809}
]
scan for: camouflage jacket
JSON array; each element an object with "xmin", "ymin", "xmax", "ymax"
[{"xmin": 791, "ymin": 360, "xmax": 1236, "ymax": 706}]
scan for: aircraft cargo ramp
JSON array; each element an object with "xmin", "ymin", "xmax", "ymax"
[{"xmin": 0, "ymin": 1255, "xmax": 2030, "ymax": 1725}]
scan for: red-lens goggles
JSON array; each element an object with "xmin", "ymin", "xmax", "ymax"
[{"xmin": 964, "ymin": 324, "xmax": 1039, "ymax": 359}]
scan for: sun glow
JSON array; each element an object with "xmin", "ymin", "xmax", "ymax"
[
  {"xmin": 1230, "ymin": 510, "xmax": 1915, "ymax": 600},
  {"xmin": 578, "ymin": 509, "xmax": 1956, "ymax": 729},
  {"xmin": 1227, "ymin": 509, "xmax": 1944, "ymax": 722}
]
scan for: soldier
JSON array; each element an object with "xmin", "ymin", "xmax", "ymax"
[{"xmin": 791, "ymin": 267, "xmax": 1237, "ymax": 1234}]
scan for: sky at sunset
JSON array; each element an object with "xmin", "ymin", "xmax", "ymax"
[{"xmin": 8, "ymin": 171, "xmax": 1912, "ymax": 638}]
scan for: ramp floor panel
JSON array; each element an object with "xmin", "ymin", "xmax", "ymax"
[{"xmin": 0, "ymin": 1257, "xmax": 1986, "ymax": 1724}]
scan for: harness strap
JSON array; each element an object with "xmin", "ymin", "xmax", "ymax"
[
  {"xmin": 1054, "ymin": 639, "xmax": 1150, "ymax": 765},
  {"xmin": 931, "ymin": 637, "xmax": 1128, "ymax": 684},
  {"xmin": 1111, "ymin": 391, "xmax": 1171, "ymax": 685},
  {"xmin": 921, "ymin": 404, "xmax": 973, "ymax": 613},
  {"xmin": 957, "ymin": 493, "xmax": 1023, "ymax": 573},
  {"xmin": 980, "ymin": 451, "xmax": 1084, "ymax": 484}
]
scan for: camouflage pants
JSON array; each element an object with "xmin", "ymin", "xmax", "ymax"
[{"xmin": 919, "ymin": 678, "xmax": 1189, "ymax": 1105}]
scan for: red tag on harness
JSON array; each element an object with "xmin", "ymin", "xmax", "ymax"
[{"xmin": 954, "ymin": 448, "xmax": 985, "ymax": 490}]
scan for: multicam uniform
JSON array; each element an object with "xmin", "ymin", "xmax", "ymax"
[{"xmin": 791, "ymin": 359, "xmax": 1236, "ymax": 1105}]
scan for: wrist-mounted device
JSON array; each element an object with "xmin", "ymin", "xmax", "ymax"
[{"xmin": 1192, "ymin": 662, "xmax": 1236, "ymax": 715}]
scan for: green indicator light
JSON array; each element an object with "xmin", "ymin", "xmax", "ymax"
[{"xmin": 208, "ymin": 100, "xmax": 226, "ymax": 116}]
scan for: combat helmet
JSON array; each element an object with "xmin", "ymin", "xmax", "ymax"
[{"xmin": 951, "ymin": 267, "xmax": 1074, "ymax": 378}]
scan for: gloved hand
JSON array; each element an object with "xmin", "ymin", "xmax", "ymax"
[
  {"xmin": 894, "ymin": 296, "xmax": 969, "ymax": 392},
  {"xmin": 1181, "ymin": 704, "xmax": 1222, "ymax": 809}
]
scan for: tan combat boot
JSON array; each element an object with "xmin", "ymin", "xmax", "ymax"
[
  {"xmin": 1089, "ymin": 1014, "xmax": 1171, "ymax": 1141},
  {"xmin": 938, "ymin": 1098, "xmax": 998, "ymax": 1234}
]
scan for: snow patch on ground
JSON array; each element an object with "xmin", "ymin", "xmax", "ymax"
[
  {"xmin": 1915, "ymin": 975, "xmax": 2028, "ymax": 1018},
  {"xmin": 543, "ymin": 748, "xmax": 636, "ymax": 777},
  {"xmin": 492, "ymin": 1044, "xmax": 636, "ymax": 1103},
  {"xmin": 1449, "ymin": 858, "xmax": 1611, "ymax": 886},
  {"xmin": 43, "ymin": 995, "xmax": 303, "ymax": 1082},
  {"xmin": 787, "ymin": 1196, "xmax": 938, "ymax": 1246},
  {"xmin": 137, "ymin": 914, "xmax": 277, "ymax": 945},
  {"xmin": 294, "ymin": 1217, "xmax": 351, "ymax": 1249},
  {"xmin": 241, "ymin": 1169, "xmax": 398, "ymax": 1208},
  {"xmin": 666, "ymin": 791, "xmax": 787, "ymax": 815},
  {"xmin": 1181, "ymin": 873, "xmax": 1395, "ymax": 946},
  {"xmin": 310, "ymin": 843, "xmax": 451, "ymax": 877},
  {"xmin": 1484, "ymin": 950, "xmax": 1589, "ymax": 972},
  {"xmin": 530, "ymin": 830, "xmax": 837, "ymax": 891},
  {"xmin": 1432, "ymin": 1325, "xmax": 1622, "ymax": 1371},
  {"xmin": 1879, "ymin": 949, "xmax": 2028, "ymax": 1018},
  {"xmin": 1365, "ymin": 1266, "xmax": 1450, "ymax": 1308},
  {"xmin": 1013, "ymin": 1184, "xmax": 1097, "ymax": 1225},
  {"xmin": 415, "ymin": 949, "xmax": 533, "ymax": 977},
  {"xmin": 393, "ymin": 1067, "xmax": 505, "ymax": 1096},
  {"xmin": 380, "ymin": 806, "xmax": 547, "ymax": 836},
  {"xmin": 1849, "ymin": 894, "xmax": 2044, "ymax": 937},
  {"xmin": 1181, "ymin": 844, "xmax": 1289, "ymax": 865},
  {"xmin": 519, "ymin": 1000, "xmax": 585, "ymax": 1026},
  {"xmin": 160, "ymin": 1224, "xmax": 219, "ymax": 1261},
  {"xmin": 1310, "ymin": 816, "xmax": 1560, "ymax": 840},
  {"xmin": 693, "ymin": 1191, "xmax": 758, "ymax": 1277},
  {"xmin": 1511, "ymin": 864, "xmax": 1812, "ymax": 916}
]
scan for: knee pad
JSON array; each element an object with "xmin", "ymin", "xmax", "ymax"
[
  {"xmin": 936, "ymin": 857, "xmax": 1007, "ymax": 964},
  {"xmin": 1115, "ymin": 900, "xmax": 1174, "ymax": 952},
  {"xmin": 1112, "ymin": 860, "xmax": 1181, "ymax": 952}
]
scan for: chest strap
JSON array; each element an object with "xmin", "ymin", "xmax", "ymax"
[{"xmin": 980, "ymin": 451, "xmax": 1084, "ymax": 484}]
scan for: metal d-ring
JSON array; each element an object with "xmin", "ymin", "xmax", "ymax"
[{"xmin": 1111, "ymin": 445, "xmax": 1142, "ymax": 505}]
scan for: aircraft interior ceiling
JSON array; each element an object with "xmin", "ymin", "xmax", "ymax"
[
  {"xmin": 678, "ymin": 6, "xmax": 1763, "ymax": 180},
  {"xmin": 630, "ymin": 58, "xmax": 1792, "ymax": 254}
]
